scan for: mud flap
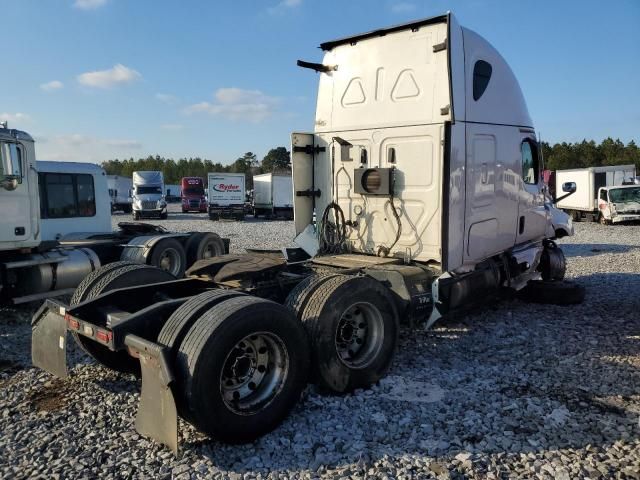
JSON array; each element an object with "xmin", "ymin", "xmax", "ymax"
[
  {"xmin": 31, "ymin": 300, "xmax": 68, "ymax": 379},
  {"xmin": 124, "ymin": 335, "xmax": 178, "ymax": 454}
]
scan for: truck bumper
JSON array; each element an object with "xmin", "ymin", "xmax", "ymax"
[
  {"xmin": 611, "ymin": 214, "xmax": 640, "ymax": 224},
  {"xmin": 31, "ymin": 299, "xmax": 178, "ymax": 453}
]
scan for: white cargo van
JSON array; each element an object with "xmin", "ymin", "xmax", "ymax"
[
  {"xmin": 556, "ymin": 165, "xmax": 636, "ymax": 221},
  {"xmin": 207, "ymin": 172, "xmax": 245, "ymax": 221},
  {"xmin": 253, "ymin": 172, "xmax": 293, "ymax": 219}
]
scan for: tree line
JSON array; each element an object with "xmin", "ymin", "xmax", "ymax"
[
  {"xmin": 101, "ymin": 147, "xmax": 291, "ymax": 190},
  {"xmin": 101, "ymin": 138, "xmax": 640, "ymax": 187},
  {"xmin": 542, "ymin": 138, "xmax": 639, "ymax": 171}
]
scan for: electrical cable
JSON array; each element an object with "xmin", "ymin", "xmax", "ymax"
[{"xmin": 377, "ymin": 190, "xmax": 402, "ymax": 257}]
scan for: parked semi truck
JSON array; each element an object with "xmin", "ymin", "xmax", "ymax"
[
  {"xmin": 207, "ymin": 172, "xmax": 245, "ymax": 220},
  {"xmin": 252, "ymin": 172, "xmax": 294, "ymax": 219},
  {"xmin": 555, "ymin": 164, "xmax": 636, "ymax": 222},
  {"xmin": 107, "ymin": 175, "xmax": 133, "ymax": 213},
  {"xmin": 181, "ymin": 177, "xmax": 207, "ymax": 213},
  {"xmin": 132, "ymin": 171, "xmax": 167, "ymax": 219},
  {"xmin": 33, "ymin": 13, "xmax": 582, "ymax": 453},
  {"xmin": 0, "ymin": 129, "xmax": 226, "ymax": 304}
]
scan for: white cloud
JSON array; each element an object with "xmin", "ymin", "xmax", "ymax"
[
  {"xmin": 77, "ymin": 64, "xmax": 141, "ymax": 89},
  {"xmin": 268, "ymin": 0, "xmax": 302, "ymax": 14},
  {"xmin": 155, "ymin": 93, "xmax": 179, "ymax": 105},
  {"xmin": 391, "ymin": 2, "xmax": 416, "ymax": 13},
  {"xmin": 0, "ymin": 112, "xmax": 32, "ymax": 125},
  {"xmin": 74, "ymin": 0, "xmax": 108, "ymax": 10},
  {"xmin": 36, "ymin": 134, "xmax": 142, "ymax": 162},
  {"xmin": 185, "ymin": 87, "xmax": 279, "ymax": 123},
  {"xmin": 160, "ymin": 124, "xmax": 184, "ymax": 131},
  {"xmin": 40, "ymin": 80, "xmax": 64, "ymax": 92}
]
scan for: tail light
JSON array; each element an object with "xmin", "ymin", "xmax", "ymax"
[
  {"xmin": 96, "ymin": 330, "xmax": 113, "ymax": 343},
  {"xmin": 65, "ymin": 314, "xmax": 80, "ymax": 330}
]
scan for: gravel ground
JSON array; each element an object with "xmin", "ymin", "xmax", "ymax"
[{"xmin": 1, "ymin": 208, "xmax": 639, "ymax": 479}]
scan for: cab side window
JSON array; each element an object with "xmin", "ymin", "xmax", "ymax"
[
  {"xmin": 521, "ymin": 139, "xmax": 539, "ymax": 185},
  {"xmin": 599, "ymin": 190, "xmax": 608, "ymax": 202},
  {"xmin": 39, "ymin": 172, "xmax": 96, "ymax": 218},
  {"xmin": 0, "ymin": 142, "xmax": 23, "ymax": 181}
]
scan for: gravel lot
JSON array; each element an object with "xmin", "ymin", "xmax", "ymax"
[{"xmin": 1, "ymin": 206, "xmax": 639, "ymax": 479}]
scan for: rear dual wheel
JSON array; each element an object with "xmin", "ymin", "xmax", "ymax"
[
  {"xmin": 70, "ymin": 263, "xmax": 176, "ymax": 375},
  {"xmin": 174, "ymin": 295, "xmax": 310, "ymax": 443},
  {"xmin": 291, "ymin": 275, "xmax": 399, "ymax": 393}
]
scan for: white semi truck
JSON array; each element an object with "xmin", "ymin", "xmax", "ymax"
[
  {"xmin": 252, "ymin": 172, "xmax": 294, "ymax": 219},
  {"xmin": 34, "ymin": 13, "xmax": 581, "ymax": 453},
  {"xmin": 107, "ymin": 174, "xmax": 133, "ymax": 213},
  {"xmin": 132, "ymin": 171, "xmax": 168, "ymax": 220},
  {"xmin": 207, "ymin": 172, "xmax": 245, "ymax": 221},
  {"xmin": 555, "ymin": 164, "xmax": 636, "ymax": 222},
  {"xmin": 0, "ymin": 128, "xmax": 227, "ymax": 304}
]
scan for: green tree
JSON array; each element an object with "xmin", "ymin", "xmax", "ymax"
[{"xmin": 261, "ymin": 147, "xmax": 291, "ymax": 172}]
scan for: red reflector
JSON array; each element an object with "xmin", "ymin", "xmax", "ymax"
[
  {"xmin": 96, "ymin": 330, "xmax": 112, "ymax": 343},
  {"xmin": 65, "ymin": 314, "xmax": 80, "ymax": 330}
]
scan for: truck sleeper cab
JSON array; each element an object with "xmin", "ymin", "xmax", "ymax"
[
  {"xmin": 33, "ymin": 13, "xmax": 582, "ymax": 453},
  {"xmin": 132, "ymin": 171, "xmax": 168, "ymax": 220},
  {"xmin": 181, "ymin": 177, "xmax": 207, "ymax": 213}
]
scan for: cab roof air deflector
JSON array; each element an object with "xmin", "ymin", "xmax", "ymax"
[{"xmin": 319, "ymin": 14, "xmax": 448, "ymax": 51}]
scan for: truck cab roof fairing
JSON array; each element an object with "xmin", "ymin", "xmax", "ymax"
[{"xmin": 461, "ymin": 27, "xmax": 533, "ymax": 128}]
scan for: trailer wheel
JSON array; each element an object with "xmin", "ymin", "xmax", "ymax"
[
  {"xmin": 284, "ymin": 273, "xmax": 343, "ymax": 321},
  {"xmin": 518, "ymin": 280, "xmax": 585, "ymax": 305},
  {"xmin": 185, "ymin": 232, "xmax": 225, "ymax": 266},
  {"xmin": 176, "ymin": 296, "xmax": 309, "ymax": 443},
  {"xmin": 148, "ymin": 238, "xmax": 187, "ymax": 277},
  {"xmin": 71, "ymin": 264, "xmax": 176, "ymax": 374},
  {"xmin": 209, "ymin": 212, "xmax": 219, "ymax": 221},
  {"xmin": 301, "ymin": 275, "xmax": 399, "ymax": 393}
]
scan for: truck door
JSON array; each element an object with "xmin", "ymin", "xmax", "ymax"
[
  {"xmin": 0, "ymin": 141, "xmax": 32, "ymax": 243},
  {"xmin": 516, "ymin": 135, "xmax": 547, "ymax": 243},
  {"xmin": 597, "ymin": 188, "xmax": 611, "ymax": 220},
  {"xmin": 463, "ymin": 124, "xmax": 518, "ymax": 262}
]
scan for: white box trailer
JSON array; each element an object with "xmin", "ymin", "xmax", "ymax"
[
  {"xmin": 107, "ymin": 175, "xmax": 133, "ymax": 213},
  {"xmin": 165, "ymin": 184, "xmax": 181, "ymax": 202},
  {"xmin": 253, "ymin": 172, "xmax": 294, "ymax": 219},
  {"xmin": 556, "ymin": 165, "xmax": 636, "ymax": 220},
  {"xmin": 207, "ymin": 172, "xmax": 245, "ymax": 221}
]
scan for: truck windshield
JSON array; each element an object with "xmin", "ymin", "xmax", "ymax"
[
  {"xmin": 136, "ymin": 186, "xmax": 162, "ymax": 195},
  {"xmin": 184, "ymin": 186, "xmax": 204, "ymax": 196},
  {"xmin": 608, "ymin": 187, "xmax": 640, "ymax": 203}
]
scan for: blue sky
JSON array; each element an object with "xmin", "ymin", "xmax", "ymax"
[{"xmin": 1, "ymin": 0, "xmax": 638, "ymax": 164}]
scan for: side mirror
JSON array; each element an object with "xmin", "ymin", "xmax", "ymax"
[{"xmin": 555, "ymin": 181, "xmax": 577, "ymax": 203}]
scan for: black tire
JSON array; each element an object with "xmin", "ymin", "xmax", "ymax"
[
  {"xmin": 599, "ymin": 214, "xmax": 610, "ymax": 226},
  {"xmin": 157, "ymin": 289, "xmax": 247, "ymax": 419},
  {"xmin": 284, "ymin": 273, "xmax": 343, "ymax": 322},
  {"xmin": 133, "ymin": 211, "xmax": 140, "ymax": 221},
  {"xmin": 70, "ymin": 260, "xmax": 136, "ymax": 306},
  {"xmin": 148, "ymin": 238, "xmax": 186, "ymax": 278},
  {"xmin": 71, "ymin": 264, "xmax": 176, "ymax": 374},
  {"xmin": 160, "ymin": 212, "xmax": 168, "ymax": 220},
  {"xmin": 518, "ymin": 280, "xmax": 585, "ymax": 305},
  {"xmin": 176, "ymin": 296, "xmax": 310, "ymax": 443},
  {"xmin": 209, "ymin": 212, "xmax": 219, "ymax": 221},
  {"xmin": 184, "ymin": 232, "xmax": 225, "ymax": 266},
  {"xmin": 301, "ymin": 275, "xmax": 399, "ymax": 393}
]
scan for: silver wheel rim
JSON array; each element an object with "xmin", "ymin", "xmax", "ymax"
[
  {"xmin": 157, "ymin": 247, "xmax": 181, "ymax": 276},
  {"xmin": 335, "ymin": 302, "xmax": 385, "ymax": 368},
  {"xmin": 220, "ymin": 332, "xmax": 289, "ymax": 415},
  {"xmin": 202, "ymin": 241, "xmax": 216, "ymax": 259}
]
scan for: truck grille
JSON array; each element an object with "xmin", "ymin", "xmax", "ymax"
[
  {"xmin": 189, "ymin": 200, "xmax": 200, "ymax": 208},
  {"xmin": 141, "ymin": 201, "xmax": 157, "ymax": 209}
]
